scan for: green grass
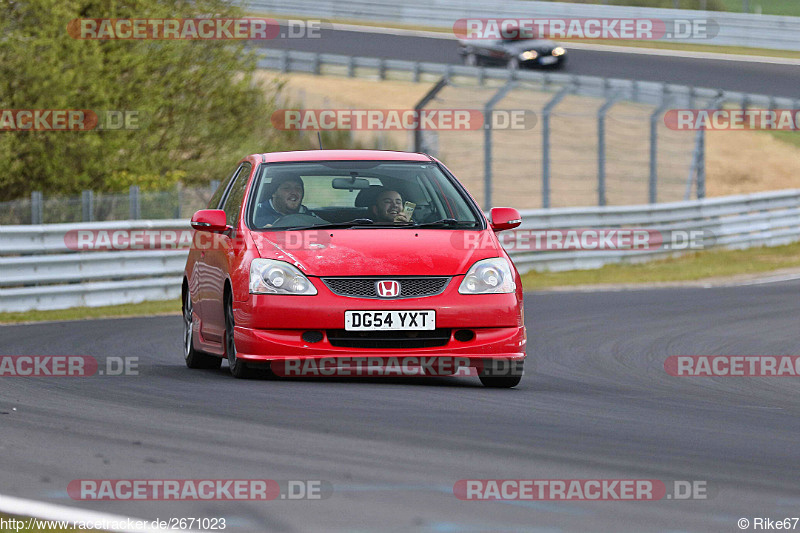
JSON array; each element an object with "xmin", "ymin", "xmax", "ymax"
[
  {"xmin": 768, "ymin": 130, "xmax": 800, "ymax": 148},
  {"xmin": 0, "ymin": 299, "xmax": 180, "ymax": 325},
  {"xmin": 719, "ymin": 0, "xmax": 800, "ymax": 15},
  {"xmin": 521, "ymin": 241, "xmax": 800, "ymax": 289}
]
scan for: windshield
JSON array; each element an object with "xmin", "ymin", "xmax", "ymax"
[{"xmin": 246, "ymin": 161, "xmax": 484, "ymax": 230}]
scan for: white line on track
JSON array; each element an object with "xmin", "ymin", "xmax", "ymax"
[{"xmin": 0, "ymin": 493, "xmax": 199, "ymax": 533}]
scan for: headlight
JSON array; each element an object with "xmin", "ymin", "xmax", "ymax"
[
  {"xmin": 552, "ymin": 47, "xmax": 566, "ymax": 57},
  {"xmin": 520, "ymin": 50, "xmax": 538, "ymax": 60},
  {"xmin": 250, "ymin": 259, "xmax": 317, "ymax": 295},
  {"xmin": 459, "ymin": 258, "xmax": 516, "ymax": 295}
]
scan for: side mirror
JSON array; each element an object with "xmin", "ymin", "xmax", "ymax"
[
  {"xmin": 490, "ymin": 207, "xmax": 522, "ymax": 232},
  {"xmin": 191, "ymin": 209, "xmax": 229, "ymax": 233}
]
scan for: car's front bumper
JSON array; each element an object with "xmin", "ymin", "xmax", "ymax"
[{"xmin": 233, "ymin": 276, "xmax": 526, "ymax": 365}]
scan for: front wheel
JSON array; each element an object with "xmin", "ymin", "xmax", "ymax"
[
  {"xmin": 183, "ymin": 289, "xmax": 222, "ymax": 370},
  {"xmin": 479, "ymin": 360, "xmax": 523, "ymax": 388},
  {"xmin": 225, "ymin": 292, "xmax": 256, "ymax": 379}
]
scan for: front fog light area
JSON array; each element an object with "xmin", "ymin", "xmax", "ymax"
[
  {"xmin": 250, "ymin": 259, "xmax": 317, "ymax": 295},
  {"xmin": 459, "ymin": 258, "xmax": 516, "ymax": 294}
]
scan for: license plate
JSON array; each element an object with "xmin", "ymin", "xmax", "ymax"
[
  {"xmin": 345, "ymin": 310, "xmax": 435, "ymax": 331},
  {"xmin": 540, "ymin": 56, "xmax": 558, "ymax": 65}
]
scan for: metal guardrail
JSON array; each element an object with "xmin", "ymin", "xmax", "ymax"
[
  {"xmin": 245, "ymin": 0, "xmax": 800, "ymax": 51},
  {"xmin": 2, "ymin": 190, "xmax": 799, "ymax": 312}
]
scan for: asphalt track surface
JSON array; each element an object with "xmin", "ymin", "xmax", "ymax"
[
  {"xmin": 2, "ymin": 281, "xmax": 800, "ymax": 532},
  {"xmin": 257, "ymin": 27, "xmax": 800, "ymax": 98}
]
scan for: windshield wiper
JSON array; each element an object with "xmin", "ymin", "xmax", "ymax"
[
  {"xmin": 282, "ymin": 218, "xmax": 375, "ymax": 231},
  {"xmin": 411, "ymin": 219, "xmax": 479, "ymax": 229}
]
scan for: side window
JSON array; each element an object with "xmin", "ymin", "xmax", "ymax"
[
  {"xmin": 222, "ymin": 163, "xmax": 252, "ymax": 226},
  {"xmin": 208, "ymin": 165, "xmax": 241, "ymax": 209}
]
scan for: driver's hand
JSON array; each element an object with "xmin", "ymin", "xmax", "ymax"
[{"xmin": 393, "ymin": 213, "xmax": 410, "ymax": 224}]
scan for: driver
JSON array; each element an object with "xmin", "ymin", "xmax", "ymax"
[
  {"xmin": 256, "ymin": 175, "xmax": 310, "ymax": 227},
  {"xmin": 370, "ymin": 189, "xmax": 411, "ymax": 224}
]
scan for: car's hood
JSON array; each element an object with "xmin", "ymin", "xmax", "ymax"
[
  {"xmin": 250, "ymin": 229, "xmax": 502, "ymax": 276},
  {"xmin": 504, "ymin": 39, "xmax": 558, "ymax": 54}
]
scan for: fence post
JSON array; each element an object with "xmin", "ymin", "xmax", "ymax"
[
  {"xmin": 541, "ymin": 85, "xmax": 572, "ymax": 209},
  {"xmin": 413, "ymin": 77, "xmax": 449, "ymax": 152},
  {"xmin": 82, "ymin": 190, "xmax": 94, "ymax": 222},
  {"xmin": 31, "ymin": 191, "xmax": 43, "ymax": 224},
  {"xmin": 482, "ymin": 80, "xmax": 517, "ymax": 209},
  {"xmin": 597, "ymin": 94, "xmax": 622, "ymax": 207},
  {"xmin": 129, "ymin": 185, "xmax": 140, "ymax": 220},
  {"xmin": 649, "ymin": 86, "xmax": 672, "ymax": 204},
  {"xmin": 686, "ymin": 94, "xmax": 724, "ymax": 200}
]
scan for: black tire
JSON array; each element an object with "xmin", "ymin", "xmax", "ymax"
[
  {"xmin": 183, "ymin": 288, "xmax": 222, "ymax": 370},
  {"xmin": 224, "ymin": 291, "xmax": 256, "ymax": 379},
  {"xmin": 479, "ymin": 360, "xmax": 523, "ymax": 388}
]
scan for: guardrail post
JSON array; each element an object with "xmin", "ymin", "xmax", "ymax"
[
  {"xmin": 649, "ymin": 86, "xmax": 671, "ymax": 204},
  {"xmin": 697, "ymin": 128, "xmax": 706, "ymax": 199},
  {"xmin": 347, "ymin": 56, "xmax": 355, "ymax": 77},
  {"xmin": 378, "ymin": 58, "xmax": 386, "ymax": 80},
  {"xmin": 82, "ymin": 190, "xmax": 94, "ymax": 222},
  {"xmin": 541, "ymin": 85, "xmax": 573, "ymax": 208},
  {"xmin": 31, "ymin": 191, "xmax": 43, "ymax": 225},
  {"xmin": 413, "ymin": 77, "xmax": 448, "ymax": 152},
  {"xmin": 279, "ymin": 50, "xmax": 289, "ymax": 73},
  {"xmin": 129, "ymin": 185, "xmax": 140, "ymax": 220},
  {"xmin": 483, "ymin": 80, "xmax": 517, "ymax": 209},
  {"xmin": 412, "ymin": 61, "xmax": 420, "ymax": 83},
  {"xmin": 598, "ymin": 94, "xmax": 622, "ymax": 207},
  {"xmin": 312, "ymin": 53, "xmax": 321, "ymax": 75}
]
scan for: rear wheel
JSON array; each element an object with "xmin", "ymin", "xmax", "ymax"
[
  {"xmin": 225, "ymin": 291, "xmax": 256, "ymax": 379},
  {"xmin": 183, "ymin": 289, "xmax": 222, "ymax": 370},
  {"xmin": 479, "ymin": 360, "xmax": 523, "ymax": 388}
]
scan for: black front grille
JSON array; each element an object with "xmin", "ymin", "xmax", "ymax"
[
  {"xmin": 322, "ymin": 277, "xmax": 450, "ymax": 299},
  {"xmin": 327, "ymin": 329, "xmax": 452, "ymax": 349}
]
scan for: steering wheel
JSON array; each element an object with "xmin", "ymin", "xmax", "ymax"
[{"xmin": 270, "ymin": 213, "xmax": 327, "ymax": 228}]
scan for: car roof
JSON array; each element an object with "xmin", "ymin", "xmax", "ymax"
[{"xmin": 252, "ymin": 150, "xmax": 433, "ymax": 164}]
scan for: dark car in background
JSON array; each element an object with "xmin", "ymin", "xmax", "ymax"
[{"xmin": 459, "ymin": 37, "xmax": 567, "ymax": 70}]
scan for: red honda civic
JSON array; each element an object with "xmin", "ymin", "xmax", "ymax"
[{"xmin": 182, "ymin": 150, "xmax": 526, "ymax": 387}]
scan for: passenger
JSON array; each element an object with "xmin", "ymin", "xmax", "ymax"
[{"xmin": 370, "ymin": 188, "xmax": 411, "ymax": 224}]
